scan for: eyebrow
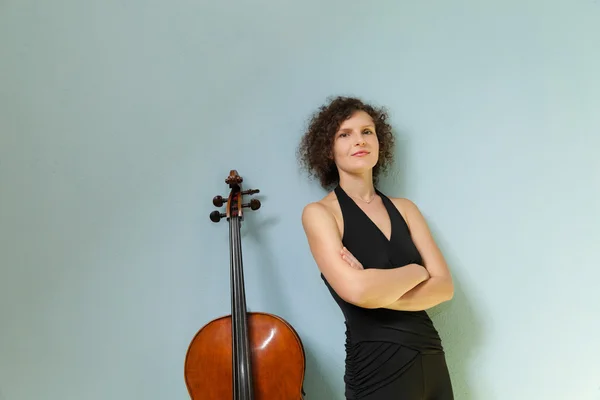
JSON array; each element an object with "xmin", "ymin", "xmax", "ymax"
[{"xmin": 337, "ymin": 125, "xmax": 375, "ymax": 133}]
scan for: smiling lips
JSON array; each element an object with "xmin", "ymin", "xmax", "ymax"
[{"xmin": 352, "ymin": 150, "xmax": 370, "ymax": 157}]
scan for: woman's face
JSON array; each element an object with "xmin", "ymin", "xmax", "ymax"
[{"xmin": 331, "ymin": 111, "xmax": 379, "ymax": 175}]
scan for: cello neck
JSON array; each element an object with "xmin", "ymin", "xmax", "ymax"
[
  {"xmin": 215, "ymin": 170, "xmax": 260, "ymax": 400},
  {"xmin": 229, "ymin": 213, "xmax": 254, "ymax": 400}
]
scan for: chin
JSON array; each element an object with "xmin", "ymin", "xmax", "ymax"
[
  {"xmin": 337, "ymin": 157, "xmax": 378, "ymax": 174},
  {"xmin": 353, "ymin": 158, "xmax": 377, "ymax": 169},
  {"xmin": 346, "ymin": 163, "xmax": 377, "ymax": 175}
]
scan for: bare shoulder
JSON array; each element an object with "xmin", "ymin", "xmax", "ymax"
[
  {"xmin": 301, "ymin": 200, "xmax": 330, "ymax": 225},
  {"xmin": 301, "ymin": 191, "xmax": 343, "ymax": 233}
]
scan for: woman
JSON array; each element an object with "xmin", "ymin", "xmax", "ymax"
[{"xmin": 298, "ymin": 96, "xmax": 455, "ymax": 399}]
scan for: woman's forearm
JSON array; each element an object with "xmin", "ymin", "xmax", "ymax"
[
  {"xmin": 350, "ymin": 264, "xmax": 429, "ymax": 308},
  {"xmin": 382, "ymin": 276, "xmax": 454, "ymax": 311}
]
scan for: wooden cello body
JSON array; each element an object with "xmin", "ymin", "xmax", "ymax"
[{"xmin": 184, "ymin": 170, "xmax": 306, "ymax": 399}]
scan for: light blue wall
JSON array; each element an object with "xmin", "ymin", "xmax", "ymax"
[{"xmin": 1, "ymin": 1, "xmax": 598, "ymax": 399}]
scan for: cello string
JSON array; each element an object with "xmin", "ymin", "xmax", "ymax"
[
  {"xmin": 235, "ymin": 215, "xmax": 253, "ymax": 399},
  {"xmin": 230, "ymin": 215, "xmax": 240, "ymax": 398},
  {"xmin": 241, "ymin": 215, "xmax": 255, "ymax": 399},
  {"xmin": 233, "ymin": 216, "xmax": 242, "ymax": 390}
]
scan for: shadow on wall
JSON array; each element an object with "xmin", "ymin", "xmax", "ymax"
[
  {"xmin": 241, "ymin": 211, "xmax": 289, "ymax": 313},
  {"xmin": 426, "ymin": 224, "xmax": 487, "ymax": 400},
  {"xmin": 302, "ymin": 342, "xmax": 340, "ymax": 399}
]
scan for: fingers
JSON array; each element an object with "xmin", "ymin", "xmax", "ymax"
[
  {"xmin": 340, "ymin": 247, "xmax": 363, "ymax": 270},
  {"xmin": 341, "ymin": 253, "xmax": 354, "ymax": 267},
  {"xmin": 341, "ymin": 247, "xmax": 355, "ymax": 261},
  {"xmin": 340, "ymin": 247, "xmax": 353, "ymax": 265}
]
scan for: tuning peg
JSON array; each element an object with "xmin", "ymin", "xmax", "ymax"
[
  {"xmin": 213, "ymin": 195, "xmax": 226, "ymax": 207},
  {"xmin": 242, "ymin": 189, "xmax": 260, "ymax": 196},
  {"xmin": 242, "ymin": 198, "xmax": 261, "ymax": 211},
  {"xmin": 210, "ymin": 210, "xmax": 226, "ymax": 222}
]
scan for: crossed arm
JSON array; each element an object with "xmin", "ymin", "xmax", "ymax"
[
  {"xmin": 344, "ymin": 198, "xmax": 453, "ymax": 311},
  {"xmin": 342, "ymin": 247, "xmax": 453, "ymax": 311},
  {"xmin": 302, "ymin": 198, "xmax": 453, "ymax": 312}
]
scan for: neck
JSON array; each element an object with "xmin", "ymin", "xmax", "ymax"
[{"xmin": 338, "ymin": 171, "xmax": 376, "ymax": 202}]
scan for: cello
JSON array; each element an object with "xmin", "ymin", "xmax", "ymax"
[{"xmin": 184, "ymin": 170, "xmax": 306, "ymax": 399}]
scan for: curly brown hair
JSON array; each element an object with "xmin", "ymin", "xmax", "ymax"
[{"xmin": 297, "ymin": 96, "xmax": 395, "ymax": 189}]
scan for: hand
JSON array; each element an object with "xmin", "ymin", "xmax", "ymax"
[{"xmin": 340, "ymin": 247, "xmax": 364, "ymax": 270}]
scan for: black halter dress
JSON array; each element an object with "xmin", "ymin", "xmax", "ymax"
[{"xmin": 320, "ymin": 185, "xmax": 453, "ymax": 399}]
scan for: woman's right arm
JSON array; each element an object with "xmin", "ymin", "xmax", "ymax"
[{"xmin": 301, "ymin": 202, "xmax": 429, "ymax": 308}]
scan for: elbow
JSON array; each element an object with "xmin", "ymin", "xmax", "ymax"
[
  {"xmin": 326, "ymin": 271, "xmax": 378, "ymax": 308},
  {"xmin": 348, "ymin": 295, "xmax": 382, "ymax": 309},
  {"xmin": 343, "ymin": 281, "xmax": 369, "ymax": 307},
  {"xmin": 431, "ymin": 275, "xmax": 454, "ymax": 304},
  {"xmin": 337, "ymin": 277, "xmax": 367, "ymax": 307},
  {"xmin": 345, "ymin": 281, "xmax": 385, "ymax": 309},
  {"xmin": 443, "ymin": 279, "xmax": 454, "ymax": 301}
]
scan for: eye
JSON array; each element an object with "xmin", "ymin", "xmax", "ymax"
[{"xmin": 363, "ymin": 129, "xmax": 373, "ymax": 134}]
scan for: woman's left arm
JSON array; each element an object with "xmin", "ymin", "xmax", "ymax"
[{"xmin": 383, "ymin": 198, "xmax": 454, "ymax": 311}]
